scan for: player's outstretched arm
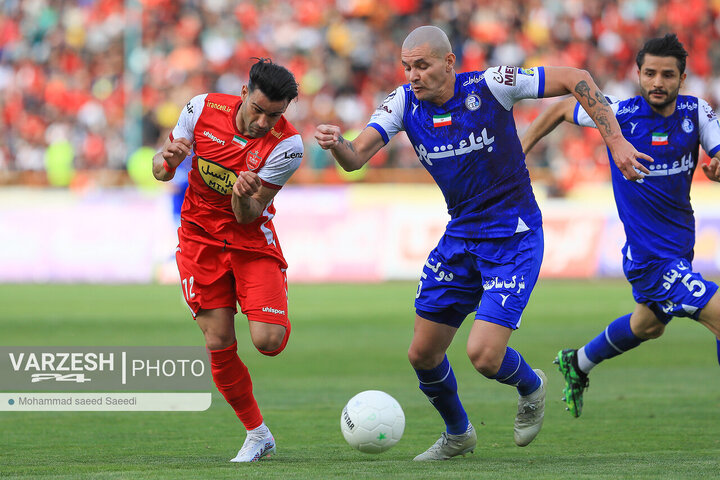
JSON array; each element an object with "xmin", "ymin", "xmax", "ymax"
[
  {"xmin": 153, "ymin": 137, "xmax": 193, "ymax": 181},
  {"xmin": 543, "ymin": 67, "xmax": 653, "ymax": 181},
  {"xmin": 702, "ymin": 156, "xmax": 720, "ymax": 182},
  {"xmin": 315, "ymin": 125, "xmax": 385, "ymax": 172},
  {"xmin": 521, "ymin": 97, "xmax": 576, "ymax": 154},
  {"xmin": 231, "ymin": 171, "xmax": 279, "ymax": 224}
]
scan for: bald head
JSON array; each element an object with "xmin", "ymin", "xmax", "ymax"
[{"xmin": 402, "ymin": 26, "xmax": 452, "ymax": 57}]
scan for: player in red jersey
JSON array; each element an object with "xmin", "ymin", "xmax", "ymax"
[{"xmin": 152, "ymin": 58, "xmax": 302, "ymax": 462}]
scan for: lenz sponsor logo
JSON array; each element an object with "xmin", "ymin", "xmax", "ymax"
[{"xmin": 284, "ymin": 151, "xmax": 303, "ymax": 159}]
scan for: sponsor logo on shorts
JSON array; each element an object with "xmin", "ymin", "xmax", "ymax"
[
  {"xmin": 262, "ymin": 307, "xmax": 285, "ymax": 315},
  {"xmin": 483, "ymin": 275, "xmax": 526, "ymax": 294},
  {"xmin": 499, "ymin": 293, "xmax": 510, "ymax": 307}
]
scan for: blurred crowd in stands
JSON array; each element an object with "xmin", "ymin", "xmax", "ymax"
[{"xmin": 1, "ymin": 0, "xmax": 718, "ymax": 193}]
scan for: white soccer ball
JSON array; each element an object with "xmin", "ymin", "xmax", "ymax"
[{"xmin": 340, "ymin": 390, "xmax": 405, "ymax": 453}]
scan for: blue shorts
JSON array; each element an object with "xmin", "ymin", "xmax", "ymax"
[
  {"xmin": 414, "ymin": 228, "xmax": 544, "ymax": 329},
  {"xmin": 623, "ymin": 256, "xmax": 719, "ymax": 324}
]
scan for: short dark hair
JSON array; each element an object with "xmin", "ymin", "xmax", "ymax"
[
  {"xmin": 636, "ymin": 33, "xmax": 688, "ymax": 74},
  {"xmin": 248, "ymin": 58, "xmax": 299, "ymax": 102}
]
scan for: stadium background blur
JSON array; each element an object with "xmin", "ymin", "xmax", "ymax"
[{"xmin": 1, "ymin": 0, "xmax": 719, "ymax": 284}]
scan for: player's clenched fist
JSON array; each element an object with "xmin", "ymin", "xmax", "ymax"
[
  {"xmin": 314, "ymin": 124, "xmax": 342, "ymax": 150},
  {"xmin": 701, "ymin": 157, "xmax": 720, "ymax": 182},
  {"xmin": 162, "ymin": 137, "xmax": 193, "ymax": 170},
  {"xmin": 233, "ymin": 171, "xmax": 262, "ymax": 198}
]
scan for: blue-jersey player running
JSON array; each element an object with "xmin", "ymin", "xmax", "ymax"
[
  {"xmin": 315, "ymin": 25, "xmax": 651, "ymax": 459},
  {"xmin": 522, "ymin": 34, "xmax": 720, "ymax": 418}
]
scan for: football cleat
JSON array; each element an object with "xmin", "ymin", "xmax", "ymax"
[
  {"xmin": 413, "ymin": 422, "xmax": 476, "ymax": 461},
  {"xmin": 230, "ymin": 430, "xmax": 276, "ymax": 463},
  {"xmin": 514, "ymin": 369, "xmax": 546, "ymax": 447},
  {"xmin": 555, "ymin": 349, "xmax": 589, "ymax": 418}
]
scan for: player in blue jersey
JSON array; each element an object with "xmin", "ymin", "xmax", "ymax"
[
  {"xmin": 315, "ymin": 25, "xmax": 650, "ymax": 459},
  {"xmin": 522, "ymin": 33, "xmax": 720, "ymax": 418}
]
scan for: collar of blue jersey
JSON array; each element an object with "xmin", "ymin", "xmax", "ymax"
[{"xmin": 637, "ymin": 93, "xmax": 691, "ymax": 118}]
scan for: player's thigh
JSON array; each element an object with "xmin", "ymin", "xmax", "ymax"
[
  {"xmin": 627, "ymin": 258, "xmax": 719, "ymax": 325},
  {"xmin": 414, "ymin": 235, "xmax": 483, "ymax": 329},
  {"xmin": 408, "ymin": 314, "xmax": 459, "ymax": 369},
  {"xmin": 698, "ymin": 290, "xmax": 720, "ymax": 337},
  {"xmin": 195, "ymin": 307, "xmax": 236, "ymax": 350},
  {"xmin": 472, "ymin": 228, "xmax": 544, "ymax": 330},
  {"xmin": 175, "ymin": 237, "xmax": 237, "ymax": 315},
  {"xmin": 231, "ymin": 253, "xmax": 289, "ymax": 327}
]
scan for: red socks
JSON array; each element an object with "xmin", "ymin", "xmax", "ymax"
[{"xmin": 209, "ymin": 342, "xmax": 262, "ymax": 430}]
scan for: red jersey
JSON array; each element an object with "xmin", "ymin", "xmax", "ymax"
[{"xmin": 170, "ymin": 93, "xmax": 303, "ymax": 261}]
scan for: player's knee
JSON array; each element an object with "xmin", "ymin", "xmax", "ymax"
[
  {"xmin": 253, "ymin": 328, "xmax": 289, "ymax": 356},
  {"xmin": 252, "ymin": 333, "xmax": 283, "ymax": 354},
  {"xmin": 204, "ymin": 332, "xmax": 236, "ymax": 351},
  {"xmin": 467, "ymin": 345, "xmax": 502, "ymax": 377},
  {"xmin": 407, "ymin": 346, "xmax": 444, "ymax": 370},
  {"xmin": 635, "ymin": 321, "xmax": 665, "ymax": 340}
]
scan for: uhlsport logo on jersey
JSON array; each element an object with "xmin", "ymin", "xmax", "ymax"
[
  {"xmin": 0, "ymin": 347, "xmax": 212, "ymax": 411},
  {"xmin": 203, "ymin": 130, "xmax": 226, "ymax": 146}
]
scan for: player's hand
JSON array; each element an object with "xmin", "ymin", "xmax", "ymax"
[
  {"xmin": 608, "ymin": 137, "xmax": 653, "ymax": 181},
  {"xmin": 233, "ymin": 171, "xmax": 262, "ymax": 198},
  {"xmin": 161, "ymin": 137, "xmax": 193, "ymax": 169},
  {"xmin": 701, "ymin": 156, "xmax": 720, "ymax": 182},
  {"xmin": 314, "ymin": 124, "xmax": 342, "ymax": 150}
]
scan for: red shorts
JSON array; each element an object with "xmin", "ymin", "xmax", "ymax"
[{"xmin": 175, "ymin": 234, "xmax": 289, "ymax": 328}]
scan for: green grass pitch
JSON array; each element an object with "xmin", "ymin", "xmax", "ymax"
[{"xmin": 1, "ymin": 280, "xmax": 719, "ymax": 479}]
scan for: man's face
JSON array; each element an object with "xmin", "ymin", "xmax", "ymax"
[
  {"xmin": 238, "ymin": 86, "xmax": 289, "ymax": 138},
  {"xmin": 401, "ymin": 44, "xmax": 452, "ymax": 103},
  {"xmin": 638, "ymin": 54, "xmax": 686, "ymax": 111}
]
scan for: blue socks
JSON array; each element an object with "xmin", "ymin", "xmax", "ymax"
[
  {"xmin": 716, "ymin": 338, "xmax": 719, "ymax": 366},
  {"xmin": 491, "ymin": 347, "xmax": 541, "ymax": 396},
  {"xmin": 581, "ymin": 314, "xmax": 644, "ymax": 369},
  {"xmin": 415, "ymin": 355, "xmax": 469, "ymax": 435}
]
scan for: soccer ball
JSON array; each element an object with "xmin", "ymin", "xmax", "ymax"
[{"xmin": 340, "ymin": 390, "xmax": 405, "ymax": 453}]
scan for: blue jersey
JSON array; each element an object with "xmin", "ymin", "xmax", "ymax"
[
  {"xmin": 574, "ymin": 95, "xmax": 720, "ymax": 264},
  {"xmin": 368, "ymin": 67, "xmax": 547, "ymax": 238}
]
